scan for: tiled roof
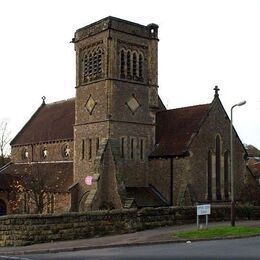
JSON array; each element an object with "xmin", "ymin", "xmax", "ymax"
[
  {"xmin": 150, "ymin": 104, "xmax": 210, "ymax": 158},
  {"xmin": 11, "ymin": 98, "xmax": 75, "ymax": 145},
  {"xmin": 0, "ymin": 162, "xmax": 73, "ymax": 193}
]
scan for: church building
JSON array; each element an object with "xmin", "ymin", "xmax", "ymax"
[{"xmin": 0, "ymin": 17, "xmax": 254, "ymax": 215}]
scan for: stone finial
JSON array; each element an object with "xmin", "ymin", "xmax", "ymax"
[
  {"xmin": 214, "ymin": 86, "xmax": 220, "ymax": 97},
  {"xmin": 42, "ymin": 96, "xmax": 46, "ymax": 104}
]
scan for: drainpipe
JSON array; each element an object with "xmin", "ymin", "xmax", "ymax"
[
  {"xmin": 170, "ymin": 157, "xmax": 173, "ymax": 206},
  {"xmin": 31, "ymin": 144, "xmax": 34, "ymax": 162}
]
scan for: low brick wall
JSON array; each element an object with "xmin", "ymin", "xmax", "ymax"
[{"xmin": 1, "ymin": 206, "xmax": 260, "ymax": 246}]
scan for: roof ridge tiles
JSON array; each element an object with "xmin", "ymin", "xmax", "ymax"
[
  {"xmin": 11, "ymin": 98, "xmax": 75, "ymax": 145},
  {"xmin": 45, "ymin": 97, "xmax": 75, "ymax": 106},
  {"xmin": 161, "ymin": 103, "xmax": 210, "ymax": 113}
]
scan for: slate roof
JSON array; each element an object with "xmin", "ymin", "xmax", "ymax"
[
  {"xmin": 0, "ymin": 162, "xmax": 73, "ymax": 193},
  {"xmin": 11, "ymin": 98, "xmax": 75, "ymax": 146},
  {"xmin": 150, "ymin": 104, "xmax": 210, "ymax": 158}
]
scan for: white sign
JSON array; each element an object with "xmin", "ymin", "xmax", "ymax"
[
  {"xmin": 85, "ymin": 176, "xmax": 93, "ymax": 186},
  {"xmin": 197, "ymin": 204, "xmax": 211, "ymax": 216}
]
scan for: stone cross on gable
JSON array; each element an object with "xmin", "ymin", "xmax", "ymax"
[
  {"xmin": 42, "ymin": 96, "xmax": 46, "ymax": 104},
  {"xmin": 214, "ymin": 86, "xmax": 220, "ymax": 97}
]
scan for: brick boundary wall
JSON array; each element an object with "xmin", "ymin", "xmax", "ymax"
[{"xmin": 1, "ymin": 206, "xmax": 260, "ymax": 246}]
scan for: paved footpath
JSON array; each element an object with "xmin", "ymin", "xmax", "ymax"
[{"xmin": 0, "ymin": 220, "xmax": 260, "ymax": 256}]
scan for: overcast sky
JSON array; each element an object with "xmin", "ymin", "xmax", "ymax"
[{"xmin": 0, "ymin": 0, "xmax": 259, "ymax": 150}]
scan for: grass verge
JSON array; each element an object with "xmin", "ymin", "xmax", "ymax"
[{"xmin": 172, "ymin": 226, "xmax": 260, "ymax": 240}]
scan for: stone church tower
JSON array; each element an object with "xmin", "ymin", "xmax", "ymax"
[{"xmin": 72, "ymin": 17, "xmax": 160, "ymax": 211}]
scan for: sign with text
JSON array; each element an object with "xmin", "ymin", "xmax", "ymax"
[
  {"xmin": 85, "ymin": 176, "xmax": 93, "ymax": 186},
  {"xmin": 197, "ymin": 204, "xmax": 211, "ymax": 216}
]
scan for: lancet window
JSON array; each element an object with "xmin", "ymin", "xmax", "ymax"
[
  {"xmin": 119, "ymin": 49, "xmax": 144, "ymax": 82},
  {"xmin": 83, "ymin": 46, "xmax": 104, "ymax": 83}
]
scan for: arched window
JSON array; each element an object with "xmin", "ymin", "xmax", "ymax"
[
  {"xmin": 207, "ymin": 151, "xmax": 212, "ymax": 200},
  {"xmin": 81, "ymin": 139, "xmax": 85, "ymax": 160},
  {"xmin": 139, "ymin": 53, "xmax": 143, "ymax": 79},
  {"xmin": 130, "ymin": 138, "xmax": 134, "ymax": 159},
  {"xmin": 21, "ymin": 148, "xmax": 29, "ymax": 160},
  {"xmin": 120, "ymin": 50, "xmax": 125, "ymax": 78},
  {"xmin": 224, "ymin": 151, "xmax": 230, "ymax": 200},
  {"xmin": 42, "ymin": 147, "xmax": 48, "ymax": 159},
  {"xmin": 96, "ymin": 138, "xmax": 99, "ymax": 155},
  {"xmin": 88, "ymin": 53, "xmax": 93, "ymax": 77},
  {"xmin": 88, "ymin": 138, "xmax": 92, "ymax": 160},
  {"xmin": 97, "ymin": 49, "xmax": 102, "ymax": 74},
  {"xmin": 121, "ymin": 137, "xmax": 125, "ymax": 158},
  {"xmin": 133, "ymin": 52, "xmax": 137, "ymax": 77},
  {"xmin": 119, "ymin": 49, "xmax": 144, "ymax": 82},
  {"xmin": 83, "ymin": 47, "xmax": 104, "ymax": 83},
  {"xmin": 83, "ymin": 53, "xmax": 89, "ymax": 81},
  {"xmin": 216, "ymin": 135, "xmax": 221, "ymax": 200},
  {"xmin": 0, "ymin": 199, "xmax": 6, "ymax": 216},
  {"xmin": 140, "ymin": 138, "xmax": 144, "ymax": 160},
  {"xmin": 127, "ymin": 51, "xmax": 131, "ymax": 77},
  {"xmin": 93, "ymin": 51, "xmax": 98, "ymax": 76}
]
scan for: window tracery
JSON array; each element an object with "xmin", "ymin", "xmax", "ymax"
[
  {"xmin": 126, "ymin": 51, "xmax": 131, "ymax": 78},
  {"xmin": 133, "ymin": 52, "xmax": 137, "ymax": 78},
  {"xmin": 120, "ymin": 50, "xmax": 125, "ymax": 78},
  {"xmin": 139, "ymin": 53, "xmax": 143, "ymax": 79},
  {"xmin": 119, "ymin": 48, "xmax": 145, "ymax": 82},
  {"xmin": 82, "ymin": 45, "xmax": 104, "ymax": 83}
]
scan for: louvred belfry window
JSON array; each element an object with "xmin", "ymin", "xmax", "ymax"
[
  {"xmin": 126, "ymin": 51, "xmax": 131, "ymax": 78},
  {"xmin": 139, "ymin": 54, "xmax": 143, "ymax": 79},
  {"xmin": 83, "ymin": 47, "xmax": 104, "ymax": 83},
  {"xmin": 120, "ymin": 50, "xmax": 125, "ymax": 78},
  {"xmin": 133, "ymin": 52, "xmax": 137, "ymax": 77},
  {"xmin": 119, "ymin": 48, "xmax": 144, "ymax": 82}
]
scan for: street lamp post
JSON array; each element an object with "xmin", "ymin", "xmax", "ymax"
[{"xmin": 230, "ymin": 100, "xmax": 246, "ymax": 227}]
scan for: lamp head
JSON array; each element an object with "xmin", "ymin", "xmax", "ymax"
[{"xmin": 237, "ymin": 100, "xmax": 246, "ymax": 106}]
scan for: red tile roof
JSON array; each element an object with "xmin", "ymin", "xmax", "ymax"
[
  {"xmin": 150, "ymin": 104, "xmax": 210, "ymax": 158},
  {"xmin": 0, "ymin": 162, "xmax": 73, "ymax": 193},
  {"xmin": 11, "ymin": 99, "xmax": 75, "ymax": 145},
  {"xmin": 10, "ymin": 95, "xmax": 165, "ymax": 146}
]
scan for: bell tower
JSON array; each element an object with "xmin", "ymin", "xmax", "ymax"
[{"xmin": 72, "ymin": 17, "xmax": 159, "ymax": 211}]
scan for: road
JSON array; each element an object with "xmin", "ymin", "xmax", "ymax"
[{"xmin": 1, "ymin": 236, "xmax": 260, "ymax": 259}]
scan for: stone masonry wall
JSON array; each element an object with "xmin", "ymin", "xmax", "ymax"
[
  {"xmin": 1, "ymin": 206, "xmax": 260, "ymax": 247},
  {"xmin": 73, "ymin": 17, "xmax": 159, "ymax": 211},
  {"xmin": 188, "ymin": 98, "xmax": 247, "ymax": 202},
  {"xmin": 149, "ymin": 97, "xmax": 249, "ymax": 206}
]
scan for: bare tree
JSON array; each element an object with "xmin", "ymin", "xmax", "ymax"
[
  {"xmin": 0, "ymin": 119, "xmax": 11, "ymax": 167},
  {"xmin": 11, "ymin": 162, "xmax": 64, "ymax": 214}
]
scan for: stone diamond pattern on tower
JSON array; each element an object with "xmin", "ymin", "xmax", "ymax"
[
  {"xmin": 85, "ymin": 95, "xmax": 96, "ymax": 114},
  {"xmin": 127, "ymin": 96, "xmax": 141, "ymax": 113}
]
